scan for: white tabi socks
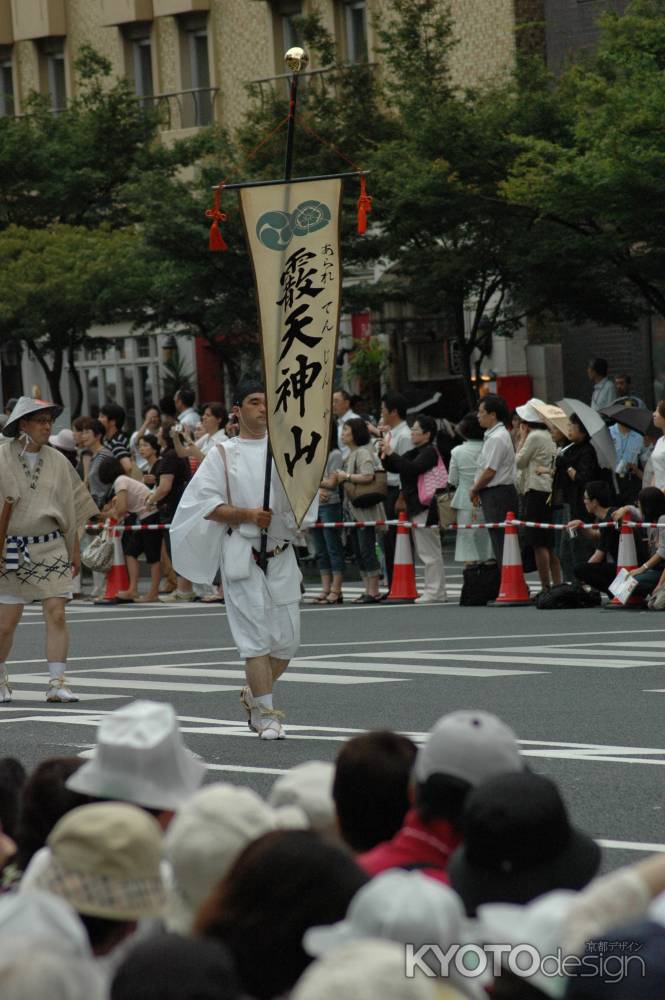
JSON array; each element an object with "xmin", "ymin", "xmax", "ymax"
[{"xmin": 46, "ymin": 661, "xmax": 79, "ymax": 703}]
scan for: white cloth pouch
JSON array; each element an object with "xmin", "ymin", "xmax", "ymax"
[{"xmin": 222, "ymin": 529, "xmax": 253, "ymax": 581}]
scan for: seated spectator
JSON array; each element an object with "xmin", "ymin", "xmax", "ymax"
[
  {"xmin": 65, "ymin": 701, "xmax": 205, "ymax": 829},
  {"xmin": 30, "ymin": 802, "xmax": 166, "ymax": 957},
  {"xmin": 449, "ymin": 771, "xmax": 600, "ymax": 916},
  {"xmin": 111, "ymin": 934, "xmax": 240, "ymax": 1000},
  {"xmin": 195, "ymin": 829, "xmax": 368, "ymax": 1000},
  {"xmin": 612, "ymin": 487, "xmax": 665, "ymax": 598},
  {"xmin": 304, "ymin": 870, "xmax": 484, "ymax": 999},
  {"xmin": 10, "ymin": 757, "xmax": 89, "ymax": 888},
  {"xmin": 332, "ymin": 731, "xmax": 417, "ymax": 853},
  {"xmin": 358, "ymin": 711, "xmax": 523, "ymax": 883},
  {"xmin": 292, "ymin": 939, "xmax": 448, "ymax": 1000},
  {"xmin": 379, "ymin": 414, "xmax": 448, "ymax": 604},
  {"xmin": 268, "ymin": 762, "xmax": 336, "ymax": 840},
  {"xmin": 163, "ymin": 784, "xmax": 306, "ymax": 935},
  {"xmin": 571, "ymin": 479, "xmax": 645, "ymax": 596},
  {"xmin": 97, "ymin": 457, "xmax": 163, "ymax": 602}
]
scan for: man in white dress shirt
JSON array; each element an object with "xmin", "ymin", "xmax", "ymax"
[
  {"xmin": 469, "ymin": 394, "xmax": 518, "ymax": 567},
  {"xmin": 588, "ymin": 358, "xmax": 617, "ymax": 412},
  {"xmin": 174, "ymin": 388, "xmax": 200, "ymax": 434},
  {"xmin": 169, "ymin": 380, "xmax": 317, "ymax": 741}
]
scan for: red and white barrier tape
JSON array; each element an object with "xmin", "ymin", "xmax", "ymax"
[{"xmin": 85, "ymin": 518, "xmax": 657, "ymax": 532}]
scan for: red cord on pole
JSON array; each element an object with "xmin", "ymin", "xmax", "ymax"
[
  {"xmin": 357, "ymin": 174, "xmax": 372, "ymax": 235},
  {"xmin": 205, "ymin": 184, "xmax": 228, "ymax": 252}
]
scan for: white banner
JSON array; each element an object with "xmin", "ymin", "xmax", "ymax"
[{"xmin": 239, "ymin": 178, "xmax": 343, "ymax": 525}]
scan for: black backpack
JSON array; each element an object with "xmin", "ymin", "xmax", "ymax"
[{"xmin": 535, "ymin": 583, "xmax": 601, "ymax": 610}]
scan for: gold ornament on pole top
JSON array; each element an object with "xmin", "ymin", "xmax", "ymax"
[{"xmin": 284, "ymin": 47, "xmax": 309, "ymax": 74}]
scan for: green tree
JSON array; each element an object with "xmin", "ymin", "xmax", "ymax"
[
  {"xmin": 0, "ymin": 225, "xmax": 148, "ymax": 414},
  {"xmin": 502, "ymin": 0, "xmax": 665, "ymax": 333}
]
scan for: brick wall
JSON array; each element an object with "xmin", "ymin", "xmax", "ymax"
[
  {"xmin": 545, "ymin": 0, "xmax": 629, "ymax": 74},
  {"xmin": 559, "ymin": 319, "xmax": 653, "ymax": 407}
]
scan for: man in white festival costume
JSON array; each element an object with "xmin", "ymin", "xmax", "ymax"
[
  {"xmin": 0, "ymin": 397, "xmax": 99, "ymax": 704},
  {"xmin": 170, "ymin": 380, "xmax": 318, "ymax": 740}
]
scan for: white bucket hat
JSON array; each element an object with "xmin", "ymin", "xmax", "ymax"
[
  {"xmin": 163, "ymin": 783, "xmax": 307, "ymax": 934},
  {"xmin": 49, "ymin": 428, "xmax": 76, "ymax": 452},
  {"xmin": 268, "ymin": 761, "xmax": 336, "ymax": 835},
  {"xmin": 0, "ymin": 889, "xmax": 92, "ymax": 958},
  {"xmin": 2, "ymin": 396, "xmax": 63, "ymax": 438},
  {"xmin": 515, "ymin": 398, "xmax": 545, "ymax": 424},
  {"xmin": 66, "ymin": 701, "xmax": 205, "ymax": 811}
]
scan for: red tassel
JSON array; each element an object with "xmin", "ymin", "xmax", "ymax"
[
  {"xmin": 357, "ymin": 175, "xmax": 372, "ymax": 235},
  {"xmin": 205, "ymin": 184, "xmax": 228, "ymax": 252}
]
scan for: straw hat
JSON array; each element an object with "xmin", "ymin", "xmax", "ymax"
[
  {"xmin": 529, "ymin": 400, "xmax": 571, "ymax": 438},
  {"xmin": 66, "ymin": 701, "xmax": 205, "ymax": 811},
  {"xmin": 2, "ymin": 396, "xmax": 63, "ymax": 438}
]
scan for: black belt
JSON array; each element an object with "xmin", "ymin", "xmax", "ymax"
[{"xmin": 251, "ymin": 542, "xmax": 290, "ymax": 563}]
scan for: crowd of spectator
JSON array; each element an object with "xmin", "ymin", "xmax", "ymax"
[
  {"xmin": 5, "ymin": 356, "xmax": 665, "ymax": 608},
  {"xmin": 1, "ymin": 698, "xmax": 664, "ymax": 998}
]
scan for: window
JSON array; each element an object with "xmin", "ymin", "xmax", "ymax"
[
  {"xmin": 39, "ymin": 39, "xmax": 67, "ymax": 113},
  {"xmin": 0, "ymin": 48, "xmax": 13, "ymax": 117},
  {"xmin": 276, "ymin": 1, "xmax": 302, "ymax": 51},
  {"xmin": 179, "ymin": 14, "xmax": 212, "ymax": 127},
  {"xmin": 123, "ymin": 24, "xmax": 154, "ymax": 106},
  {"xmin": 344, "ymin": 1, "xmax": 367, "ymax": 63}
]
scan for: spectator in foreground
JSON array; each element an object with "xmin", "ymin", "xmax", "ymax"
[
  {"xmin": 358, "ymin": 710, "xmax": 523, "ymax": 883},
  {"xmin": 31, "ymin": 802, "xmax": 166, "ymax": 957},
  {"xmin": 195, "ymin": 829, "xmax": 368, "ymax": 1000},
  {"xmin": 65, "ymin": 701, "xmax": 205, "ymax": 829},
  {"xmin": 588, "ymin": 357, "xmax": 617, "ymax": 411},
  {"xmin": 449, "ymin": 771, "xmax": 600, "ymax": 916},
  {"xmin": 292, "ymin": 939, "xmax": 450, "ymax": 1000},
  {"xmin": 163, "ymin": 783, "xmax": 306, "ymax": 935},
  {"xmin": 111, "ymin": 934, "xmax": 240, "ymax": 1000},
  {"xmin": 268, "ymin": 762, "xmax": 336, "ymax": 840},
  {"xmin": 333, "ymin": 731, "xmax": 417, "ymax": 854}
]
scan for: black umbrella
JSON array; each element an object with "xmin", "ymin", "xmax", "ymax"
[{"xmin": 600, "ymin": 405, "xmax": 655, "ymax": 436}]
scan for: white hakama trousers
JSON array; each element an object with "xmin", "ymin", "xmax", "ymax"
[{"xmin": 221, "ymin": 546, "xmax": 301, "ymax": 661}]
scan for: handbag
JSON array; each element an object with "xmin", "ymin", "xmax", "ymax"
[
  {"xmin": 459, "ymin": 561, "xmax": 500, "ymax": 606},
  {"xmin": 81, "ymin": 527, "xmax": 115, "ymax": 573},
  {"xmin": 345, "ymin": 470, "xmax": 388, "ymax": 508},
  {"xmin": 436, "ymin": 489, "xmax": 456, "ymax": 529},
  {"xmin": 417, "ymin": 451, "xmax": 448, "ymax": 507}
]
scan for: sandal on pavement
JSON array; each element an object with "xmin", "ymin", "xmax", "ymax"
[
  {"xmin": 310, "ymin": 592, "xmax": 331, "ymax": 604},
  {"xmin": 325, "ymin": 590, "xmax": 343, "ymax": 604},
  {"xmin": 240, "ymin": 687, "xmax": 258, "ymax": 733},
  {"xmin": 46, "ymin": 676, "xmax": 79, "ymax": 703},
  {"xmin": 255, "ymin": 707, "xmax": 286, "ymax": 740},
  {"xmin": 0, "ymin": 667, "xmax": 12, "ymax": 704}
]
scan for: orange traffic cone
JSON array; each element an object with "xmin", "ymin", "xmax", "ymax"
[
  {"xmin": 609, "ymin": 512, "xmax": 644, "ymax": 608},
  {"xmin": 385, "ymin": 512, "xmax": 419, "ymax": 603},
  {"xmin": 489, "ymin": 511, "xmax": 531, "ymax": 606},
  {"xmin": 94, "ymin": 522, "xmax": 130, "ymax": 605}
]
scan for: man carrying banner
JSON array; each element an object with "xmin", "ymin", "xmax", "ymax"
[
  {"xmin": 170, "ymin": 379, "xmax": 318, "ymax": 740},
  {"xmin": 0, "ymin": 397, "xmax": 99, "ymax": 703}
]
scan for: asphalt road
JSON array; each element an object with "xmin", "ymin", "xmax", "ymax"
[{"xmin": 2, "ymin": 567, "xmax": 665, "ymax": 873}]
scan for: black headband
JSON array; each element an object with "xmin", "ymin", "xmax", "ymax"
[{"xmin": 232, "ymin": 380, "xmax": 265, "ymax": 406}]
